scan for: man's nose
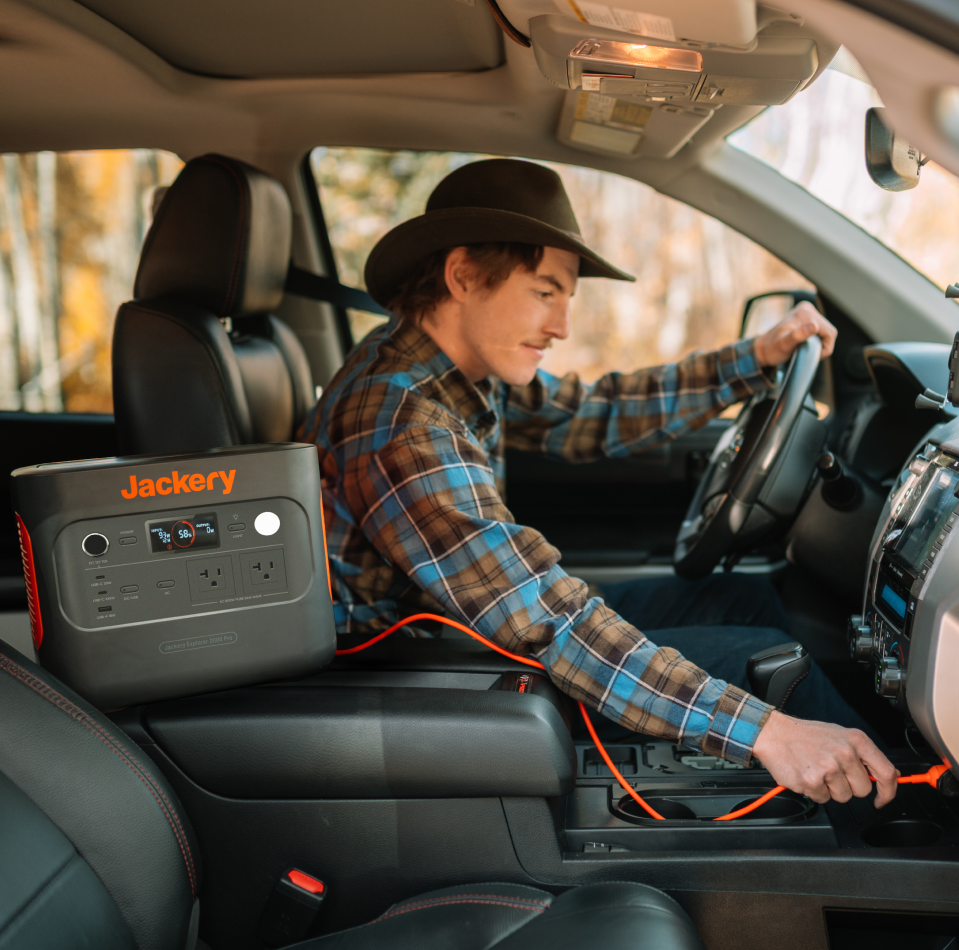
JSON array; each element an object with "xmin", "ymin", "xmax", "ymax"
[{"xmin": 545, "ymin": 301, "xmax": 572, "ymax": 341}]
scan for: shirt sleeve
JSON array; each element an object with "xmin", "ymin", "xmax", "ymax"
[
  {"xmin": 504, "ymin": 338, "xmax": 773, "ymax": 461},
  {"xmin": 349, "ymin": 422, "xmax": 772, "ymax": 765}
]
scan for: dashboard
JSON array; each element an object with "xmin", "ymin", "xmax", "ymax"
[{"xmin": 854, "ymin": 415, "xmax": 959, "ymax": 772}]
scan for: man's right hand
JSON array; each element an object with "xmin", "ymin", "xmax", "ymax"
[{"xmin": 752, "ymin": 710, "xmax": 900, "ymax": 807}]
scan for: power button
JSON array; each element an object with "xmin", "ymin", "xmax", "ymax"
[{"xmin": 81, "ymin": 533, "xmax": 109, "ymax": 557}]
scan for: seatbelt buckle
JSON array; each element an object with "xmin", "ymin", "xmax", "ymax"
[{"xmin": 257, "ymin": 868, "xmax": 327, "ymax": 948}]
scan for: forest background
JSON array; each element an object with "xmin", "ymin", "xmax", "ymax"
[{"xmin": 1, "ymin": 66, "xmax": 957, "ymax": 415}]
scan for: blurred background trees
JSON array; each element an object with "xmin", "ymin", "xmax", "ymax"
[
  {"xmin": 2, "ymin": 64, "xmax": 957, "ymax": 417},
  {"xmin": 0, "ymin": 149, "xmax": 181, "ymax": 414}
]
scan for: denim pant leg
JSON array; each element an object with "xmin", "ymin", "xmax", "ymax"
[{"xmin": 601, "ymin": 574, "xmax": 789, "ymax": 632}]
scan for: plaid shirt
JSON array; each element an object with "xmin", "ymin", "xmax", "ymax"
[{"xmin": 300, "ymin": 316, "xmax": 775, "ymax": 763}]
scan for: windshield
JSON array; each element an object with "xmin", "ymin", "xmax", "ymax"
[{"xmin": 729, "ymin": 57, "xmax": 959, "ymax": 291}]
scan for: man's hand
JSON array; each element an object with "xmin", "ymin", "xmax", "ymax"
[
  {"xmin": 752, "ymin": 710, "xmax": 899, "ymax": 808},
  {"xmin": 754, "ymin": 302, "xmax": 837, "ymax": 367}
]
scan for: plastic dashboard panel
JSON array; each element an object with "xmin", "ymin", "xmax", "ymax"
[{"xmin": 864, "ymin": 413, "xmax": 959, "ymax": 774}]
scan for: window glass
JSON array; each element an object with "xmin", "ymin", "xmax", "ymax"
[
  {"xmin": 729, "ymin": 63, "xmax": 959, "ymax": 291},
  {"xmin": 0, "ymin": 149, "xmax": 183, "ymax": 414},
  {"xmin": 312, "ymin": 147, "xmax": 811, "ymax": 379}
]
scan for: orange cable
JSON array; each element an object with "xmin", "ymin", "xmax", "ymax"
[{"xmin": 334, "ymin": 614, "xmax": 952, "ymax": 821}]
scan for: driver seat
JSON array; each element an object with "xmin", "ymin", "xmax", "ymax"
[{"xmin": 0, "ymin": 637, "xmax": 705, "ymax": 950}]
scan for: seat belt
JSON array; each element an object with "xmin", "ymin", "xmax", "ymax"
[{"xmin": 284, "ymin": 265, "xmax": 390, "ymax": 316}]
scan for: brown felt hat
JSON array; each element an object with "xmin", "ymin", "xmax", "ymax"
[{"xmin": 364, "ymin": 158, "xmax": 635, "ymax": 307}]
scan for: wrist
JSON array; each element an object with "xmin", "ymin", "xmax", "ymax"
[{"xmin": 752, "ymin": 708, "xmax": 785, "ymax": 759}]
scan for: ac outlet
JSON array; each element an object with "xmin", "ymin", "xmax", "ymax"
[
  {"xmin": 187, "ymin": 556, "xmax": 236, "ymax": 602},
  {"xmin": 240, "ymin": 549, "xmax": 287, "ymax": 594}
]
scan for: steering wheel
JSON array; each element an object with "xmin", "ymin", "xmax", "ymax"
[{"xmin": 673, "ymin": 335, "xmax": 823, "ymax": 579}]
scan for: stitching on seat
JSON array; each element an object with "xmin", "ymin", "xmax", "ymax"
[
  {"xmin": 374, "ymin": 898, "xmax": 548, "ymax": 924},
  {"xmin": 0, "ymin": 851, "xmax": 82, "ymax": 942},
  {"xmin": 0, "ymin": 655, "xmax": 197, "ymax": 896},
  {"xmin": 199, "ymin": 155, "xmax": 248, "ymax": 316}
]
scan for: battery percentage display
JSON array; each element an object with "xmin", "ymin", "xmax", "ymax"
[{"xmin": 148, "ymin": 513, "xmax": 220, "ymax": 553}]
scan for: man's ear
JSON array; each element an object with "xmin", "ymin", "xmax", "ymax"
[{"xmin": 444, "ymin": 247, "xmax": 475, "ymax": 304}]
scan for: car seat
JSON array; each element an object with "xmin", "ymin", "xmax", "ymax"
[
  {"xmin": 111, "ymin": 154, "xmax": 314, "ymax": 456},
  {"xmin": 0, "ymin": 636, "xmax": 704, "ymax": 950}
]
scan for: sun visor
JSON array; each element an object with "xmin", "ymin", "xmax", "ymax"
[{"xmin": 497, "ymin": 0, "xmax": 762, "ymax": 48}]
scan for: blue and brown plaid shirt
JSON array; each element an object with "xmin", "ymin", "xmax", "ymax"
[{"xmin": 300, "ymin": 315, "xmax": 776, "ymax": 763}]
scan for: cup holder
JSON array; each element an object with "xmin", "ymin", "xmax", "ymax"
[
  {"xmin": 730, "ymin": 795, "xmax": 808, "ymax": 821},
  {"xmin": 612, "ymin": 786, "xmax": 815, "ymax": 823},
  {"xmin": 617, "ymin": 797, "xmax": 697, "ymax": 821},
  {"xmin": 861, "ymin": 819, "xmax": 943, "ymax": 848}
]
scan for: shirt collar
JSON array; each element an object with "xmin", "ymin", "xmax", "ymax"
[{"xmin": 388, "ymin": 316, "xmax": 497, "ymax": 432}]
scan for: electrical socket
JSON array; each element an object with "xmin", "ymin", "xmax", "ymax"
[
  {"xmin": 187, "ymin": 556, "xmax": 236, "ymax": 601},
  {"xmin": 240, "ymin": 550, "xmax": 287, "ymax": 594}
]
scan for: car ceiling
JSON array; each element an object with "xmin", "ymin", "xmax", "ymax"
[{"xmin": 2, "ymin": 0, "xmax": 959, "ymax": 207}]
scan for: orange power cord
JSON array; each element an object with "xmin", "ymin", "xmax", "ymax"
[{"xmin": 335, "ymin": 612, "xmax": 949, "ymax": 821}]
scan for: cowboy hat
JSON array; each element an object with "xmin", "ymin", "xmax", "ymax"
[{"xmin": 364, "ymin": 158, "xmax": 635, "ymax": 307}]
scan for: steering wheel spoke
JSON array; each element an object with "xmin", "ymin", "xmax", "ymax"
[{"xmin": 673, "ymin": 337, "xmax": 825, "ymax": 579}]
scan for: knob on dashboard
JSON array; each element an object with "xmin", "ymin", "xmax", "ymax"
[
  {"xmin": 81, "ymin": 533, "xmax": 109, "ymax": 557},
  {"xmin": 877, "ymin": 656, "xmax": 903, "ymax": 700},
  {"xmin": 847, "ymin": 614, "xmax": 874, "ymax": 663}
]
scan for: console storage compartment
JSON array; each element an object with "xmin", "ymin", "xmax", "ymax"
[{"xmin": 125, "ymin": 679, "xmax": 576, "ymax": 799}]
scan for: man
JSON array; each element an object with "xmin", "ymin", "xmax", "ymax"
[{"xmin": 301, "ymin": 158, "xmax": 898, "ymax": 808}]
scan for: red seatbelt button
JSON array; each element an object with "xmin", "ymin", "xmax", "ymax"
[{"xmin": 287, "ymin": 869, "xmax": 325, "ymax": 894}]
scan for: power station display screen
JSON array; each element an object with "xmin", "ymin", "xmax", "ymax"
[{"xmin": 148, "ymin": 513, "xmax": 220, "ymax": 553}]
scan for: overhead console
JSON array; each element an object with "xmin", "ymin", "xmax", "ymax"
[{"xmin": 499, "ymin": 0, "xmax": 830, "ymax": 159}]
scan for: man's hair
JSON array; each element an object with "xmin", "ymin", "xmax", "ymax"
[{"xmin": 388, "ymin": 242, "xmax": 545, "ymax": 323}]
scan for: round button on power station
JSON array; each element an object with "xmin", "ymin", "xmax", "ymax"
[
  {"xmin": 254, "ymin": 511, "xmax": 280, "ymax": 536},
  {"xmin": 81, "ymin": 533, "xmax": 109, "ymax": 557}
]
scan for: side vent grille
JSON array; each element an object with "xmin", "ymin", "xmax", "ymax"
[{"xmin": 15, "ymin": 514, "xmax": 42, "ymax": 650}]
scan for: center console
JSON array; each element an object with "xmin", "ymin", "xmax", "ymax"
[{"xmin": 850, "ymin": 423, "xmax": 959, "ymax": 774}]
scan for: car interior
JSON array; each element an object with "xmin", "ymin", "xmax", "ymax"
[{"xmin": 4, "ymin": 0, "xmax": 959, "ymax": 948}]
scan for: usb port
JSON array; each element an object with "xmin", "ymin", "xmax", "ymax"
[{"xmin": 98, "ymin": 606, "xmax": 112, "ymax": 612}]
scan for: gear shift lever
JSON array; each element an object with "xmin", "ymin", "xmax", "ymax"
[{"xmin": 747, "ymin": 642, "xmax": 811, "ymax": 710}]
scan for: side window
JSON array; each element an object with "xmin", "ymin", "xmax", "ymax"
[
  {"xmin": 311, "ymin": 147, "xmax": 812, "ymax": 374},
  {"xmin": 0, "ymin": 149, "xmax": 182, "ymax": 414}
]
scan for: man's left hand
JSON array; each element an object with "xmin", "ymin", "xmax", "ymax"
[{"xmin": 754, "ymin": 302, "xmax": 837, "ymax": 367}]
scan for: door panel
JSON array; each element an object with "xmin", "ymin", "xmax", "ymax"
[{"xmin": 505, "ymin": 419, "xmax": 730, "ymax": 567}]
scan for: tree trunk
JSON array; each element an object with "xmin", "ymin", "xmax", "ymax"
[{"xmin": 36, "ymin": 151, "xmax": 62, "ymax": 412}]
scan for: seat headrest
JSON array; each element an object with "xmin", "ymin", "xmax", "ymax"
[{"xmin": 134, "ymin": 154, "xmax": 292, "ymax": 317}]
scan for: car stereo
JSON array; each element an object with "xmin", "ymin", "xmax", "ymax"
[
  {"xmin": 852, "ymin": 439, "xmax": 959, "ymax": 769},
  {"xmin": 11, "ymin": 443, "xmax": 335, "ymax": 709}
]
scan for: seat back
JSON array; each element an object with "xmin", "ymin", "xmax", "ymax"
[
  {"xmin": 112, "ymin": 154, "xmax": 314, "ymax": 456},
  {"xmin": 0, "ymin": 639, "xmax": 199, "ymax": 950}
]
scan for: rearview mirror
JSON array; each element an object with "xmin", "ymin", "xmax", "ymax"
[
  {"xmin": 741, "ymin": 290, "xmax": 818, "ymax": 339},
  {"xmin": 865, "ymin": 107, "xmax": 922, "ymax": 192}
]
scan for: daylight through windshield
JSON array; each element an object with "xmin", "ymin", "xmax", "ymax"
[{"xmin": 729, "ymin": 59, "xmax": 959, "ymax": 292}]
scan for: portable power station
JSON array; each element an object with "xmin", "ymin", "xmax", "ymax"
[{"xmin": 11, "ymin": 443, "xmax": 335, "ymax": 709}]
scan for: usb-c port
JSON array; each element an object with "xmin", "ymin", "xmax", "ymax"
[{"xmin": 98, "ymin": 606, "xmax": 112, "ymax": 612}]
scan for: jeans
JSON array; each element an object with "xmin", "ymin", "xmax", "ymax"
[{"xmin": 597, "ymin": 573, "xmax": 878, "ymax": 740}]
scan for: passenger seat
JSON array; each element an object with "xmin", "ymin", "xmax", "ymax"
[
  {"xmin": 0, "ymin": 637, "xmax": 704, "ymax": 950},
  {"xmin": 112, "ymin": 154, "xmax": 314, "ymax": 456}
]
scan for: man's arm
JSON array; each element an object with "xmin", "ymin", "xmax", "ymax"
[
  {"xmin": 349, "ymin": 422, "xmax": 771, "ymax": 764},
  {"xmin": 504, "ymin": 338, "xmax": 772, "ymax": 461},
  {"xmin": 504, "ymin": 302, "xmax": 837, "ymax": 461}
]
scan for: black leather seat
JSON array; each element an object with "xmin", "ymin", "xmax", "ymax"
[
  {"xmin": 112, "ymin": 154, "xmax": 314, "ymax": 457},
  {"xmin": 0, "ymin": 637, "xmax": 704, "ymax": 950}
]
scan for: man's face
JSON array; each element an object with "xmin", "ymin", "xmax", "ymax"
[{"xmin": 456, "ymin": 246, "xmax": 579, "ymax": 386}]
